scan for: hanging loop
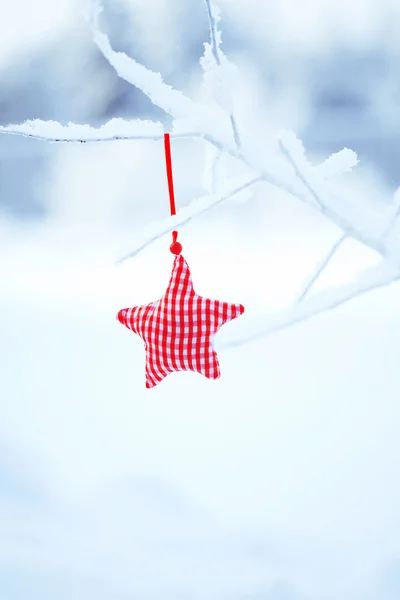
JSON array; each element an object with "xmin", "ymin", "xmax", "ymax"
[{"xmin": 164, "ymin": 133, "xmax": 182, "ymax": 254}]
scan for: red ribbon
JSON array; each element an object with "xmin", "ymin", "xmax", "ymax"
[{"xmin": 164, "ymin": 133, "xmax": 182, "ymax": 254}]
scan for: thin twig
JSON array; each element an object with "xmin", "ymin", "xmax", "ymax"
[
  {"xmin": 86, "ymin": 0, "xmax": 389, "ymax": 261},
  {"xmin": 229, "ymin": 114, "xmax": 241, "ymax": 150},
  {"xmin": 3, "ymin": 116, "xmax": 388, "ymax": 263},
  {"xmin": 210, "ymin": 150, "xmax": 222, "ymax": 194},
  {"xmin": 0, "ymin": 0, "xmax": 396, "ymax": 351},
  {"xmin": 205, "ymin": 0, "xmax": 221, "ymax": 67},
  {"xmin": 204, "ymin": 0, "xmax": 241, "ymax": 148},
  {"xmin": 1, "ymin": 0, "xmax": 393, "ymax": 274},
  {"xmin": 278, "ymin": 137, "xmax": 387, "ymax": 259},
  {"xmin": 296, "ymin": 234, "xmax": 347, "ymax": 303},
  {"xmin": 221, "ymin": 260, "xmax": 400, "ymax": 349},
  {"xmin": 0, "ymin": 128, "xmax": 202, "ymax": 144},
  {"xmin": 116, "ymin": 175, "xmax": 263, "ymax": 264},
  {"xmin": 279, "ymin": 138, "xmax": 324, "ymax": 211}
]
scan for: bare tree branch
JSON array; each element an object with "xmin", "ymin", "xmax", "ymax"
[
  {"xmin": 116, "ymin": 175, "xmax": 263, "ymax": 264},
  {"xmin": 210, "ymin": 151, "xmax": 223, "ymax": 194},
  {"xmin": 0, "ymin": 0, "xmax": 397, "ymax": 349},
  {"xmin": 279, "ymin": 136, "xmax": 325, "ymax": 211},
  {"xmin": 220, "ymin": 259, "xmax": 400, "ymax": 349},
  {"xmin": 0, "ymin": 120, "xmax": 201, "ymax": 144},
  {"xmin": 296, "ymin": 234, "xmax": 347, "ymax": 303},
  {"xmin": 86, "ymin": 0, "xmax": 235, "ymax": 148},
  {"xmin": 278, "ymin": 133, "xmax": 388, "ymax": 259},
  {"xmin": 317, "ymin": 147, "xmax": 358, "ymax": 179},
  {"xmin": 204, "ymin": 0, "xmax": 241, "ymax": 149},
  {"xmin": 86, "ymin": 1, "xmax": 193, "ymax": 119},
  {"xmin": 3, "ymin": 1, "xmax": 391, "ymax": 271}
]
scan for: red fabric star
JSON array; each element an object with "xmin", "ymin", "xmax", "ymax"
[{"xmin": 116, "ymin": 255, "xmax": 244, "ymax": 388}]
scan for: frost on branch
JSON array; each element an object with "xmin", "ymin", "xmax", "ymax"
[
  {"xmin": 201, "ymin": 144, "xmax": 252, "ymax": 204},
  {"xmin": 116, "ymin": 173, "xmax": 263, "ymax": 264},
  {"xmin": 201, "ymin": 41, "xmax": 237, "ymax": 115},
  {"xmin": 278, "ymin": 131, "xmax": 359, "ymax": 181},
  {"xmin": 201, "ymin": 0, "xmax": 240, "ymax": 148},
  {"xmin": 318, "ymin": 148, "xmax": 359, "ymax": 180},
  {"xmin": 200, "ymin": 2, "xmax": 237, "ymax": 114},
  {"xmin": 295, "ymin": 235, "xmax": 347, "ymax": 304},
  {"xmin": 219, "ymin": 259, "xmax": 400, "ymax": 349},
  {"xmin": 0, "ymin": 0, "xmax": 398, "ymax": 349},
  {"xmin": 278, "ymin": 130, "xmax": 326, "ymax": 211},
  {"xmin": 278, "ymin": 130, "xmax": 394, "ymax": 259},
  {"xmin": 85, "ymin": 0, "xmax": 192, "ymax": 118},
  {"xmin": 85, "ymin": 0, "xmax": 235, "ymax": 149},
  {"xmin": 0, "ymin": 118, "xmax": 164, "ymax": 143}
]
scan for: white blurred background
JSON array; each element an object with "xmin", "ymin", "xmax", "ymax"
[{"xmin": 1, "ymin": 1, "xmax": 400, "ymax": 598}]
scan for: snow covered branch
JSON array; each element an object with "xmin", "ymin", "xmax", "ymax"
[
  {"xmin": 85, "ymin": 0, "xmax": 235, "ymax": 149},
  {"xmin": 221, "ymin": 259, "xmax": 400, "ymax": 349},
  {"xmin": 86, "ymin": 1, "xmax": 193, "ymax": 120},
  {"xmin": 0, "ymin": 0, "xmax": 398, "ymax": 346},
  {"xmin": 202, "ymin": 0, "xmax": 241, "ymax": 148},
  {"xmin": 0, "ymin": 119, "xmax": 201, "ymax": 144},
  {"xmin": 278, "ymin": 131, "xmax": 388, "ymax": 259},
  {"xmin": 116, "ymin": 174, "xmax": 264, "ymax": 263},
  {"xmin": 317, "ymin": 148, "xmax": 359, "ymax": 180},
  {"xmin": 296, "ymin": 235, "xmax": 347, "ymax": 303}
]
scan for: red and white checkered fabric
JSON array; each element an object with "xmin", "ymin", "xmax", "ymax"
[{"xmin": 117, "ymin": 255, "xmax": 245, "ymax": 388}]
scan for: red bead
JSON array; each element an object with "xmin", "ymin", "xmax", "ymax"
[{"xmin": 170, "ymin": 241, "xmax": 183, "ymax": 255}]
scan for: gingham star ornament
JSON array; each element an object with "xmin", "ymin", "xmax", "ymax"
[{"xmin": 116, "ymin": 255, "xmax": 245, "ymax": 388}]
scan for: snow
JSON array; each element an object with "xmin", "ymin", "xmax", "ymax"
[
  {"xmin": 2, "ymin": 227, "xmax": 400, "ymax": 599},
  {"xmin": 0, "ymin": 118, "xmax": 164, "ymax": 143},
  {"xmin": 318, "ymin": 148, "xmax": 359, "ymax": 179},
  {"xmin": 201, "ymin": 0, "xmax": 237, "ymax": 116},
  {"xmin": 86, "ymin": 0, "xmax": 235, "ymax": 149},
  {"xmin": 278, "ymin": 130, "xmax": 399, "ymax": 258}
]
